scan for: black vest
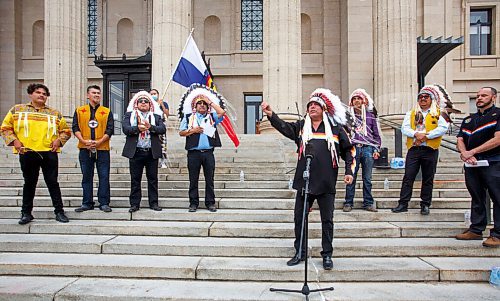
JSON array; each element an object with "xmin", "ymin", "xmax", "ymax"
[{"xmin": 184, "ymin": 113, "xmax": 222, "ymax": 150}]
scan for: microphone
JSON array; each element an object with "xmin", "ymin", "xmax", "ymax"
[{"xmin": 305, "ymin": 143, "xmax": 315, "ymax": 160}]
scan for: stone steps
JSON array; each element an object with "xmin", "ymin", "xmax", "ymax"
[
  {"xmin": 1, "ymin": 234, "xmax": 498, "ymax": 257},
  {"xmin": 0, "ymin": 253, "xmax": 497, "ymax": 283},
  {"xmin": 1, "ymin": 277, "xmax": 499, "ymax": 301},
  {"xmin": 0, "ymin": 196, "xmax": 473, "ymax": 210},
  {"xmin": 1, "ymin": 134, "xmax": 493, "ymax": 300},
  {"xmin": 0, "ymin": 207, "xmax": 471, "ymax": 222},
  {"xmin": 0, "ymin": 178, "xmax": 468, "ymax": 189},
  {"xmin": 0, "ymin": 219, "xmax": 480, "ymax": 238},
  {"xmin": 0, "ymin": 187, "xmax": 470, "ymax": 199}
]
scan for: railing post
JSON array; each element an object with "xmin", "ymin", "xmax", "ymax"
[{"xmin": 395, "ymin": 128, "xmax": 403, "ymax": 158}]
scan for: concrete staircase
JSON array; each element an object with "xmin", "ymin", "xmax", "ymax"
[{"xmin": 0, "ymin": 134, "xmax": 498, "ymax": 301}]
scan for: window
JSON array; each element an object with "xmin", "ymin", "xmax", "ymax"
[
  {"xmin": 241, "ymin": 0, "xmax": 263, "ymax": 50},
  {"xmin": 469, "ymin": 97, "xmax": 477, "ymax": 114},
  {"xmin": 244, "ymin": 94, "xmax": 263, "ymax": 134},
  {"xmin": 109, "ymin": 81, "xmax": 124, "ymax": 135},
  {"xmin": 88, "ymin": 0, "xmax": 98, "ymax": 54},
  {"xmin": 470, "ymin": 9, "xmax": 492, "ymax": 55}
]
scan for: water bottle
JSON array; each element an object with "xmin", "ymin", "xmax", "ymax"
[
  {"xmin": 383, "ymin": 178, "xmax": 389, "ymax": 190},
  {"xmin": 288, "ymin": 178, "xmax": 293, "ymax": 190},
  {"xmin": 490, "ymin": 266, "xmax": 500, "ymax": 289},
  {"xmin": 464, "ymin": 210, "xmax": 471, "ymax": 228},
  {"xmin": 239, "ymin": 170, "xmax": 244, "ymax": 182}
]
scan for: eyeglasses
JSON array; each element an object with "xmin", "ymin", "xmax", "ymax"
[
  {"xmin": 418, "ymin": 95, "xmax": 430, "ymax": 101},
  {"xmin": 138, "ymin": 99, "xmax": 150, "ymax": 104},
  {"xmin": 196, "ymin": 101, "xmax": 207, "ymax": 105}
]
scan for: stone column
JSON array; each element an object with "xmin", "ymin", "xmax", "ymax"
[
  {"xmin": 340, "ymin": 0, "xmax": 374, "ymax": 100},
  {"xmin": 151, "ymin": 0, "xmax": 192, "ymax": 110},
  {"xmin": 44, "ymin": 0, "xmax": 87, "ymax": 117},
  {"xmin": 260, "ymin": 0, "xmax": 302, "ymax": 132},
  {"xmin": 0, "ymin": 0, "xmax": 22, "ymax": 117},
  {"xmin": 373, "ymin": 0, "xmax": 417, "ymax": 116}
]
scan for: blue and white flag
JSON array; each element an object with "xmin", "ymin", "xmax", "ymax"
[{"xmin": 172, "ymin": 35, "xmax": 210, "ymax": 88}]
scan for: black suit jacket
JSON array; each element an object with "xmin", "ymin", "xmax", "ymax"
[{"xmin": 122, "ymin": 111, "xmax": 166, "ymax": 159}]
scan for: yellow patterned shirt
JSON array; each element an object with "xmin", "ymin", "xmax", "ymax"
[{"xmin": 1, "ymin": 103, "xmax": 71, "ymax": 153}]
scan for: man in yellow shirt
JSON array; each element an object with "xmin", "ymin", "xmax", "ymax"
[
  {"xmin": 1, "ymin": 83, "xmax": 71, "ymax": 224},
  {"xmin": 72, "ymin": 85, "xmax": 114, "ymax": 213}
]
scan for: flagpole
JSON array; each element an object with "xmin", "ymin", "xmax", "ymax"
[{"xmin": 160, "ymin": 28, "xmax": 195, "ymax": 102}]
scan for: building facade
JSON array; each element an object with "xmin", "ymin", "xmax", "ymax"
[{"xmin": 0, "ymin": 0, "xmax": 499, "ymax": 133}]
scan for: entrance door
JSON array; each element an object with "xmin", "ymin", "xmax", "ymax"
[
  {"xmin": 94, "ymin": 49, "xmax": 152, "ymax": 135},
  {"xmin": 108, "ymin": 81, "xmax": 124, "ymax": 134},
  {"xmin": 244, "ymin": 94, "xmax": 262, "ymax": 134}
]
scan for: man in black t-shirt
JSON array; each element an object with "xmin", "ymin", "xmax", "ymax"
[{"xmin": 456, "ymin": 87, "xmax": 499, "ymax": 248}]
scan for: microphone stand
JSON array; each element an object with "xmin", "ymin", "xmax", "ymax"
[{"xmin": 270, "ymin": 153, "xmax": 334, "ymax": 300}]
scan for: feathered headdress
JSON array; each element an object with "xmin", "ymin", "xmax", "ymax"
[
  {"xmin": 302, "ymin": 88, "xmax": 348, "ymax": 167},
  {"xmin": 433, "ymin": 84, "xmax": 461, "ymax": 122},
  {"xmin": 126, "ymin": 91, "xmax": 162, "ymax": 114},
  {"xmin": 349, "ymin": 88, "xmax": 374, "ymax": 111},
  {"xmin": 348, "ymin": 88, "xmax": 375, "ymax": 136},
  {"xmin": 308, "ymin": 88, "xmax": 347, "ymax": 126},
  {"xmin": 178, "ymin": 83, "xmax": 226, "ymax": 121},
  {"xmin": 416, "ymin": 85, "xmax": 440, "ymax": 117},
  {"xmin": 125, "ymin": 91, "xmax": 159, "ymax": 142},
  {"xmin": 415, "ymin": 85, "xmax": 458, "ymax": 123}
]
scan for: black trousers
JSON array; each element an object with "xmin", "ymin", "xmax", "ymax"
[
  {"xmin": 398, "ymin": 146, "xmax": 439, "ymax": 207},
  {"xmin": 465, "ymin": 161, "xmax": 500, "ymax": 238},
  {"xmin": 129, "ymin": 149, "xmax": 159, "ymax": 207},
  {"xmin": 294, "ymin": 191, "xmax": 335, "ymax": 258},
  {"xmin": 187, "ymin": 149, "xmax": 215, "ymax": 207},
  {"xmin": 19, "ymin": 151, "xmax": 64, "ymax": 214}
]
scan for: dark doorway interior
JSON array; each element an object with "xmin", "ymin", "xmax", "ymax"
[{"xmin": 94, "ymin": 49, "xmax": 152, "ymax": 134}]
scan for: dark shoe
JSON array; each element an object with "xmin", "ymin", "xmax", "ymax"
[
  {"xmin": 363, "ymin": 206, "xmax": 378, "ymax": 212},
  {"xmin": 55, "ymin": 212, "xmax": 69, "ymax": 223},
  {"xmin": 18, "ymin": 213, "xmax": 34, "ymax": 225},
  {"xmin": 420, "ymin": 205, "xmax": 430, "ymax": 215},
  {"xmin": 455, "ymin": 230, "xmax": 483, "ymax": 240},
  {"xmin": 286, "ymin": 253, "xmax": 306, "ymax": 266},
  {"xmin": 150, "ymin": 204, "xmax": 162, "ymax": 211},
  {"xmin": 342, "ymin": 204, "xmax": 352, "ymax": 212},
  {"xmin": 482, "ymin": 236, "xmax": 500, "ymax": 248},
  {"xmin": 391, "ymin": 204, "xmax": 408, "ymax": 213},
  {"xmin": 188, "ymin": 204, "xmax": 197, "ymax": 212},
  {"xmin": 208, "ymin": 205, "xmax": 217, "ymax": 212},
  {"xmin": 323, "ymin": 255, "xmax": 333, "ymax": 270},
  {"xmin": 99, "ymin": 205, "xmax": 112, "ymax": 212},
  {"xmin": 75, "ymin": 205, "xmax": 94, "ymax": 212},
  {"xmin": 128, "ymin": 206, "xmax": 139, "ymax": 213}
]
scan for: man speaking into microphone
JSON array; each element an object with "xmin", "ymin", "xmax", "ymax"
[{"xmin": 261, "ymin": 88, "xmax": 355, "ymax": 270}]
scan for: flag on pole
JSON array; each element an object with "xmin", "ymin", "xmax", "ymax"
[
  {"xmin": 172, "ymin": 33, "xmax": 240, "ymax": 148},
  {"xmin": 172, "ymin": 35, "xmax": 212, "ymax": 88}
]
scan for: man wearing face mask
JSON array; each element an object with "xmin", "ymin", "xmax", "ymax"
[
  {"xmin": 122, "ymin": 91, "xmax": 166, "ymax": 213},
  {"xmin": 150, "ymin": 89, "xmax": 169, "ymax": 168},
  {"xmin": 456, "ymin": 87, "xmax": 499, "ymax": 248},
  {"xmin": 73, "ymin": 85, "xmax": 114, "ymax": 213}
]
